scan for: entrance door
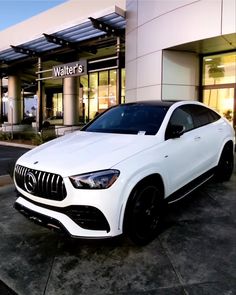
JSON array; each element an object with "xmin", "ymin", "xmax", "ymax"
[
  {"xmin": 203, "ymin": 86, "xmax": 235, "ymax": 128},
  {"xmin": 202, "ymin": 52, "xmax": 236, "ymax": 129}
]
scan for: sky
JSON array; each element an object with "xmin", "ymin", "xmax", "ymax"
[{"xmin": 0, "ymin": 0, "xmax": 68, "ymax": 31}]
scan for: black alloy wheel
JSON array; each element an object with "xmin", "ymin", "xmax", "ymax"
[
  {"xmin": 215, "ymin": 144, "xmax": 234, "ymax": 182},
  {"xmin": 124, "ymin": 180, "xmax": 165, "ymax": 245}
]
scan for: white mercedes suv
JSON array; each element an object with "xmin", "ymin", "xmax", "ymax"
[{"xmin": 14, "ymin": 101, "xmax": 235, "ymax": 245}]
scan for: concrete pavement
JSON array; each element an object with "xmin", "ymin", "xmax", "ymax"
[
  {"xmin": 0, "ymin": 142, "xmax": 235, "ymax": 295},
  {"xmin": 0, "ymin": 142, "xmax": 33, "ymax": 294},
  {"xmin": 0, "ymin": 142, "xmax": 32, "ymax": 193}
]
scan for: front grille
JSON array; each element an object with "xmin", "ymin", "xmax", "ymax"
[{"xmin": 15, "ymin": 164, "xmax": 67, "ymax": 201}]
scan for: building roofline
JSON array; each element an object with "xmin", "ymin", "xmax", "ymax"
[{"xmin": 0, "ymin": 0, "xmax": 126, "ymax": 52}]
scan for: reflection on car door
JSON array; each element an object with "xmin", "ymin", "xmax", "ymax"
[
  {"xmin": 163, "ymin": 107, "xmax": 204, "ymax": 194},
  {"xmin": 187, "ymin": 104, "xmax": 224, "ymax": 172},
  {"xmin": 164, "ymin": 129, "xmax": 204, "ymax": 194}
]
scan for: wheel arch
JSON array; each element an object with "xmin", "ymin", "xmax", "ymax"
[
  {"xmin": 218, "ymin": 140, "xmax": 234, "ymax": 163},
  {"xmin": 214, "ymin": 139, "xmax": 234, "ymax": 182},
  {"xmin": 129, "ymin": 174, "xmax": 165, "ymax": 199},
  {"xmin": 120, "ymin": 173, "xmax": 165, "ymax": 232}
]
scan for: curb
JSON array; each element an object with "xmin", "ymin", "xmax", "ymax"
[{"xmin": 0, "ymin": 141, "xmax": 35, "ymax": 149}]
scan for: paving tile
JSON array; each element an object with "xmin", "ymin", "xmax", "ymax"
[
  {"xmin": 109, "ymin": 285, "xmax": 185, "ymax": 295},
  {"xmin": 0, "ymin": 231, "xmax": 58, "ymax": 295},
  {"xmin": 45, "ymin": 238, "xmax": 180, "ymax": 295},
  {"xmin": 184, "ymin": 280, "xmax": 236, "ymax": 295},
  {"xmin": 0, "ymin": 192, "xmax": 49, "ymax": 236},
  {"xmin": 160, "ymin": 218, "xmax": 236, "ymax": 286},
  {"xmin": 164, "ymin": 189, "xmax": 230, "ymax": 225},
  {"xmin": 205, "ymin": 174, "xmax": 236, "ymax": 222}
]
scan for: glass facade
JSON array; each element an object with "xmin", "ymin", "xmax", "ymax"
[
  {"xmin": 79, "ymin": 69, "xmax": 125, "ymax": 123},
  {"xmin": 43, "ymin": 68, "xmax": 125, "ymax": 124},
  {"xmin": 202, "ymin": 52, "xmax": 236, "ymax": 128},
  {"xmin": 52, "ymin": 93, "xmax": 63, "ymax": 117}
]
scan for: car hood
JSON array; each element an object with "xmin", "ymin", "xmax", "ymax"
[{"xmin": 16, "ymin": 131, "xmax": 159, "ymax": 177}]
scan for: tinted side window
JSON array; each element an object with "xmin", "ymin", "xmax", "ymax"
[
  {"xmin": 181, "ymin": 105, "xmax": 221, "ymax": 128},
  {"xmin": 208, "ymin": 109, "xmax": 221, "ymax": 122},
  {"xmin": 169, "ymin": 108, "xmax": 194, "ymax": 131},
  {"xmin": 165, "ymin": 107, "xmax": 194, "ymax": 139}
]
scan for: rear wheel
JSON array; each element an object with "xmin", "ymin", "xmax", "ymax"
[
  {"xmin": 215, "ymin": 143, "xmax": 234, "ymax": 182},
  {"xmin": 124, "ymin": 180, "xmax": 165, "ymax": 245}
]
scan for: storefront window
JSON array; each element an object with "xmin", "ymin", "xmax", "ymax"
[
  {"xmin": 98, "ymin": 71, "xmax": 109, "ymax": 111},
  {"xmin": 79, "ymin": 68, "xmax": 125, "ymax": 123},
  {"xmin": 88, "ymin": 73, "xmax": 98, "ymax": 120},
  {"xmin": 79, "ymin": 75, "xmax": 88, "ymax": 122},
  {"xmin": 202, "ymin": 52, "xmax": 236, "ymax": 128},
  {"xmin": 52, "ymin": 93, "xmax": 63, "ymax": 116},
  {"xmin": 108, "ymin": 70, "xmax": 117, "ymax": 107},
  {"xmin": 203, "ymin": 88, "xmax": 234, "ymax": 123},
  {"xmin": 203, "ymin": 52, "xmax": 236, "ymax": 85},
  {"xmin": 121, "ymin": 68, "xmax": 126, "ymax": 104},
  {"xmin": 24, "ymin": 96, "xmax": 37, "ymax": 119}
]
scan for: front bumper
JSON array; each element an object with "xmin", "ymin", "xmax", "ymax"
[
  {"xmin": 14, "ymin": 196, "xmax": 112, "ymax": 238},
  {"xmin": 14, "ymin": 163, "xmax": 125, "ymax": 238}
]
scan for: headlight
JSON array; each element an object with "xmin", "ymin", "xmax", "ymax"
[{"xmin": 69, "ymin": 169, "xmax": 120, "ymax": 189}]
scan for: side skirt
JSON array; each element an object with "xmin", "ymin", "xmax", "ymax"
[{"xmin": 166, "ymin": 167, "xmax": 216, "ymax": 204}]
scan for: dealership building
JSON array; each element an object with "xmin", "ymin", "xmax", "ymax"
[{"xmin": 0, "ymin": 0, "xmax": 235, "ymax": 130}]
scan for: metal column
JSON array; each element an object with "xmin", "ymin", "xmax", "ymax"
[
  {"xmin": 116, "ymin": 36, "xmax": 122, "ymax": 104},
  {"xmin": 0, "ymin": 77, "xmax": 2, "ymax": 122},
  {"xmin": 37, "ymin": 57, "xmax": 43, "ymax": 132}
]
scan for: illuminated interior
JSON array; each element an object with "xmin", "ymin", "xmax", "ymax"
[
  {"xmin": 203, "ymin": 52, "xmax": 236, "ymax": 128},
  {"xmin": 79, "ymin": 69, "xmax": 125, "ymax": 122}
]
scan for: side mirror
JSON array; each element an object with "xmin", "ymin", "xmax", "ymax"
[{"xmin": 167, "ymin": 124, "xmax": 185, "ymax": 139}]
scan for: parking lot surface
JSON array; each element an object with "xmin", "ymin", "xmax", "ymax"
[
  {"xmin": 0, "ymin": 144, "xmax": 30, "ymax": 176},
  {"xmin": 0, "ymin": 144, "xmax": 235, "ymax": 295}
]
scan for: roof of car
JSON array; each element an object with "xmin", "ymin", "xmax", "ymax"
[{"xmin": 122, "ymin": 100, "xmax": 179, "ymax": 107}]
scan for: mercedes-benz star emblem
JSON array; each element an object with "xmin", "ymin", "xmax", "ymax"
[{"xmin": 24, "ymin": 171, "xmax": 37, "ymax": 194}]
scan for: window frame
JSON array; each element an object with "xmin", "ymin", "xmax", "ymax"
[{"xmin": 165, "ymin": 104, "xmax": 221, "ymax": 140}]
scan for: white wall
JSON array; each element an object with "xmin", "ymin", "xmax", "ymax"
[
  {"xmin": 162, "ymin": 51, "xmax": 199, "ymax": 101},
  {"xmin": 137, "ymin": 0, "xmax": 222, "ymax": 56},
  {"xmin": 222, "ymin": 0, "xmax": 236, "ymax": 35},
  {"xmin": 125, "ymin": 0, "xmax": 236, "ymax": 102}
]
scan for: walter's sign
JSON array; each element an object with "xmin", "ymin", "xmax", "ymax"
[{"xmin": 52, "ymin": 60, "xmax": 87, "ymax": 78}]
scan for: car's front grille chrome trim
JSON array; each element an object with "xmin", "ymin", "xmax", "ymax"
[{"xmin": 15, "ymin": 164, "xmax": 67, "ymax": 201}]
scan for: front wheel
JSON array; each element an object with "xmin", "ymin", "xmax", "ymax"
[
  {"xmin": 215, "ymin": 144, "xmax": 234, "ymax": 182},
  {"xmin": 124, "ymin": 180, "xmax": 165, "ymax": 246}
]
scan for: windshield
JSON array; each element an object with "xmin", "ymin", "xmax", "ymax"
[{"xmin": 82, "ymin": 103, "xmax": 169, "ymax": 135}]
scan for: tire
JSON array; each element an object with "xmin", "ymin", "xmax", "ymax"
[
  {"xmin": 124, "ymin": 179, "xmax": 165, "ymax": 246},
  {"xmin": 215, "ymin": 144, "xmax": 234, "ymax": 182}
]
